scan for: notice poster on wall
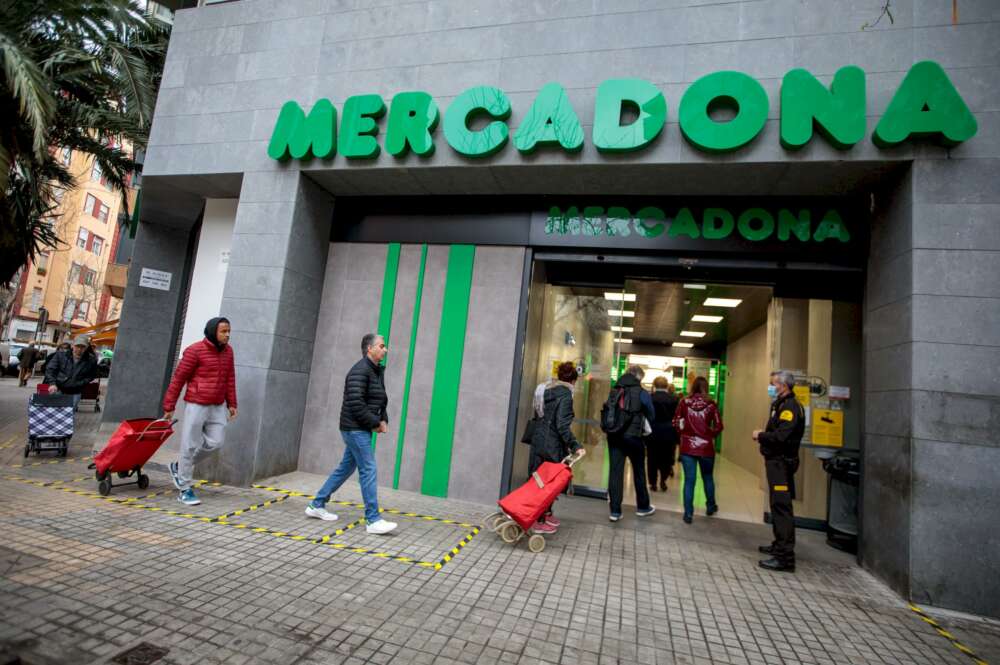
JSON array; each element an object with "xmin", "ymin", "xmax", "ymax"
[
  {"xmin": 812, "ymin": 409, "xmax": 844, "ymax": 447},
  {"xmin": 139, "ymin": 268, "xmax": 172, "ymax": 291}
]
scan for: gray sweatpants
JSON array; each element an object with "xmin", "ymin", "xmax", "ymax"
[{"xmin": 177, "ymin": 402, "xmax": 228, "ymax": 491}]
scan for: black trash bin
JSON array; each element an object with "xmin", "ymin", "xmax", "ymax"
[{"xmin": 822, "ymin": 451, "xmax": 860, "ymax": 554}]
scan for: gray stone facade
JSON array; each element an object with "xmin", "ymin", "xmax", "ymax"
[{"xmin": 105, "ymin": 0, "xmax": 1000, "ymax": 617}]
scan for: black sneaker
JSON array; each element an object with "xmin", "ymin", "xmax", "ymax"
[
  {"xmin": 707, "ymin": 504, "xmax": 718, "ymax": 516},
  {"xmin": 682, "ymin": 514, "xmax": 692, "ymax": 524},
  {"xmin": 758, "ymin": 558, "xmax": 795, "ymax": 573}
]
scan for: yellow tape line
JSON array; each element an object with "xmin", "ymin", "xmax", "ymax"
[
  {"xmin": 4, "ymin": 475, "xmax": 479, "ymax": 571},
  {"xmin": 6, "ymin": 456, "xmax": 92, "ymax": 469},
  {"xmin": 908, "ymin": 604, "xmax": 988, "ymax": 665}
]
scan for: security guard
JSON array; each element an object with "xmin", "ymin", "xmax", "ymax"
[{"xmin": 752, "ymin": 369, "xmax": 805, "ymax": 572}]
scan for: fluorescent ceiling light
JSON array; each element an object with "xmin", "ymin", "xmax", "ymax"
[
  {"xmin": 703, "ymin": 297, "xmax": 742, "ymax": 307},
  {"xmin": 610, "ymin": 326, "xmax": 634, "ymax": 333},
  {"xmin": 614, "ymin": 338, "xmax": 632, "ymax": 344},
  {"xmin": 683, "ymin": 284, "xmax": 707, "ymax": 290},
  {"xmin": 605, "ymin": 292, "xmax": 636, "ymax": 302},
  {"xmin": 692, "ymin": 315, "xmax": 723, "ymax": 323},
  {"xmin": 672, "ymin": 342, "xmax": 694, "ymax": 348},
  {"xmin": 680, "ymin": 331, "xmax": 706, "ymax": 337},
  {"xmin": 608, "ymin": 310, "xmax": 635, "ymax": 318}
]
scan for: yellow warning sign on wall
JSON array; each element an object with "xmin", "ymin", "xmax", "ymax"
[
  {"xmin": 793, "ymin": 384, "xmax": 811, "ymax": 407},
  {"xmin": 812, "ymin": 409, "xmax": 844, "ymax": 447}
]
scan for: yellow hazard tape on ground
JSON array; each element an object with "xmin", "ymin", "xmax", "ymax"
[
  {"xmin": 0, "ymin": 435, "xmax": 21, "ymax": 450},
  {"xmin": 251, "ymin": 484, "xmax": 479, "ymax": 528},
  {"xmin": 908, "ymin": 604, "xmax": 988, "ymax": 665},
  {"xmin": 4, "ymin": 475, "xmax": 482, "ymax": 571},
  {"xmin": 5, "ymin": 456, "xmax": 92, "ymax": 469}
]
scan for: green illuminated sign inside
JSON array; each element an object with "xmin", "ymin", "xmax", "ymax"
[{"xmin": 268, "ymin": 61, "xmax": 976, "ymax": 162}]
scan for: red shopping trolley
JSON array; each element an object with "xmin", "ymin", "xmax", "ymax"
[{"xmin": 89, "ymin": 418, "xmax": 176, "ymax": 496}]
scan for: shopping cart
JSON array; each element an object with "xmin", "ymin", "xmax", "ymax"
[
  {"xmin": 89, "ymin": 418, "xmax": 176, "ymax": 496},
  {"xmin": 485, "ymin": 450, "xmax": 584, "ymax": 553},
  {"xmin": 25, "ymin": 393, "xmax": 75, "ymax": 457}
]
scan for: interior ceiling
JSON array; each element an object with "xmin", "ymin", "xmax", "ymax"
[{"xmin": 623, "ymin": 280, "xmax": 772, "ymax": 351}]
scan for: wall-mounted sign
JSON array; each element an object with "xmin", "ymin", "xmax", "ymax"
[
  {"xmin": 268, "ymin": 61, "xmax": 976, "ymax": 162},
  {"xmin": 812, "ymin": 408, "xmax": 844, "ymax": 447},
  {"xmin": 139, "ymin": 268, "xmax": 172, "ymax": 291}
]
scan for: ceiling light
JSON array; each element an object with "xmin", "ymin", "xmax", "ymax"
[
  {"xmin": 608, "ymin": 310, "xmax": 635, "ymax": 318},
  {"xmin": 614, "ymin": 338, "xmax": 632, "ymax": 344},
  {"xmin": 672, "ymin": 342, "xmax": 694, "ymax": 348},
  {"xmin": 683, "ymin": 284, "xmax": 707, "ymax": 290},
  {"xmin": 680, "ymin": 331, "xmax": 706, "ymax": 337},
  {"xmin": 611, "ymin": 326, "xmax": 634, "ymax": 333},
  {"xmin": 605, "ymin": 292, "xmax": 637, "ymax": 302},
  {"xmin": 703, "ymin": 297, "xmax": 742, "ymax": 307},
  {"xmin": 692, "ymin": 315, "xmax": 723, "ymax": 323}
]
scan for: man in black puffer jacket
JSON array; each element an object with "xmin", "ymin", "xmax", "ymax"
[{"xmin": 306, "ymin": 333, "xmax": 397, "ymax": 535}]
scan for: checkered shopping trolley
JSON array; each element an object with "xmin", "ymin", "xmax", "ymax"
[{"xmin": 25, "ymin": 393, "xmax": 75, "ymax": 458}]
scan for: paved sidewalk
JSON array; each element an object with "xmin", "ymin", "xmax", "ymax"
[{"xmin": 0, "ymin": 375, "xmax": 997, "ymax": 665}]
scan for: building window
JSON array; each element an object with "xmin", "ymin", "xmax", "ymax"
[
  {"xmin": 84, "ymin": 193, "xmax": 109, "ymax": 222},
  {"xmin": 77, "ymin": 227, "xmax": 89, "ymax": 248},
  {"xmin": 78, "ymin": 301, "xmax": 90, "ymax": 319},
  {"xmin": 36, "ymin": 252, "xmax": 49, "ymax": 275},
  {"xmin": 62, "ymin": 297, "xmax": 77, "ymax": 321},
  {"xmin": 60, "ymin": 147, "xmax": 72, "ymax": 165},
  {"xmin": 83, "ymin": 268, "xmax": 96, "ymax": 286},
  {"xmin": 90, "ymin": 161, "xmax": 110, "ymax": 188},
  {"xmin": 52, "ymin": 188, "xmax": 65, "ymax": 204},
  {"xmin": 69, "ymin": 262, "xmax": 82, "ymax": 284},
  {"xmin": 29, "ymin": 288, "xmax": 42, "ymax": 312},
  {"xmin": 91, "ymin": 235, "xmax": 104, "ymax": 256}
]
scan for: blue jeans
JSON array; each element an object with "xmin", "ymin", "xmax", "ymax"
[
  {"xmin": 680, "ymin": 454, "xmax": 717, "ymax": 518},
  {"xmin": 311, "ymin": 430, "xmax": 381, "ymax": 523}
]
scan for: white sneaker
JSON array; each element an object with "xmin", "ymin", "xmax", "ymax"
[
  {"xmin": 304, "ymin": 505, "xmax": 338, "ymax": 521},
  {"xmin": 365, "ymin": 519, "xmax": 397, "ymax": 535}
]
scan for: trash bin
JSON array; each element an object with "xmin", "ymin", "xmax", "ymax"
[{"xmin": 822, "ymin": 451, "xmax": 860, "ymax": 554}]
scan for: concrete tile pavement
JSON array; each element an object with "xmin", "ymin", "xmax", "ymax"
[{"xmin": 0, "ymin": 374, "xmax": 998, "ymax": 665}]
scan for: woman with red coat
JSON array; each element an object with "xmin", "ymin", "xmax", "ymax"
[
  {"xmin": 672, "ymin": 376, "xmax": 724, "ymax": 524},
  {"xmin": 162, "ymin": 317, "xmax": 238, "ymax": 506}
]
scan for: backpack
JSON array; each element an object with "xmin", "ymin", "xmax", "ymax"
[{"xmin": 600, "ymin": 386, "xmax": 633, "ymax": 434}]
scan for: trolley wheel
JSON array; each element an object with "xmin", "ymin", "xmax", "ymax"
[
  {"xmin": 137, "ymin": 474, "xmax": 149, "ymax": 490},
  {"xmin": 528, "ymin": 534, "xmax": 546, "ymax": 553},
  {"xmin": 98, "ymin": 478, "xmax": 112, "ymax": 496},
  {"xmin": 95, "ymin": 405, "xmax": 101, "ymax": 413},
  {"xmin": 23, "ymin": 443, "xmax": 30, "ymax": 458},
  {"xmin": 488, "ymin": 514, "xmax": 507, "ymax": 531},
  {"xmin": 59, "ymin": 446, "xmax": 68, "ymax": 457},
  {"xmin": 500, "ymin": 523, "xmax": 520, "ymax": 543}
]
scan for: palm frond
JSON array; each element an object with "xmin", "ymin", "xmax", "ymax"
[{"xmin": 0, "ymin": 30, "xmax": 56, "ymax": 159}]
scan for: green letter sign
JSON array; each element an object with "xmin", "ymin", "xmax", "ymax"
[
  {"xmin": 679, "ymin": 71, "xmax": 769, "ymax": 152},
  {"xmin": 781, "ymin": 66, "xmax": 866, "ymax": 149},
  {"xmin": 267, "ymin": 99, "xmax": 336, "ymax": 161},
  {"xmin": 874, "ymin": 60, "xmax": 977, "ymax": 146},
  {"xmin": 338, "ymin": 94, "xmax": 386, "ymax": 159},
  {"xmin": 514, "ymin": 82, "xmax": 585, "ymax": 154},
  {"xmin": 386, "ymin": 91, "xmax": 439, "ymax": 157},
  {"xmin": 443, "ymin": 86, "xmax": 511, "ymax": 157},
  {"xmin": 593, "ymin": 79, "xmax": 666, "ymax": 153}
]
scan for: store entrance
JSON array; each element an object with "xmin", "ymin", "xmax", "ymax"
[{"xmin": 510, "ymin": 258, "xmax": 863, "ymax": 529}]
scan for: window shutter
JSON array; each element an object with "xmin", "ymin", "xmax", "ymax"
[{"xmin": 85, "ymin": 233, "xmax": 93, "ymax": 251}]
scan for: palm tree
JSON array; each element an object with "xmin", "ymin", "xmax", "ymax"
[{"xmin": 0, "ymin": 0, "xmax": 169, "ymax": 286}]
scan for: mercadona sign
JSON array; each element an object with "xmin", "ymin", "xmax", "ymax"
[{"xmin": 267, "ymin": 61, "xmax": 976, "ymax": 161}]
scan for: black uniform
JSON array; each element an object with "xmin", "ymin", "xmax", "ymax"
[{"xmin": 757, "ymin": 391, "xmax": 805, "ymax": 565}]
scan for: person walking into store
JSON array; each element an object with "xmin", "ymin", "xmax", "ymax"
[
  {"xmin": 753, "ymin": 370, "xmax": 805, "ymax": 573},
  {"xmin": 44, "ymin": 336, "xmax": 98, "ymax": 408},
  {"xmin": 645, "ymin": 377, "xmax": 679, "ymax": 492},
  {"xmin": 163, "ymin": 318, "xmax": 238, "ymax": 506},
  {"xmin": 304, "ymin": 333, "xmax": 398, "ymax": 535},
  {"xmin": 529, "ymin": 361, "xmax": 586, "ymax": 534},
  {"xmin": 17, "ymin": 342, "xmax": 38, "ymax": 386},
  {"xmin": 673, "ymin": 376, "xmax": 723, "ymax": 524},
  {"xmin": 607, "ymin": 365, "xmax": 656, "ymax": 522}
]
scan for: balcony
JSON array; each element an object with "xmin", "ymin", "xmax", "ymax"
[{"xmin": 105, "ymin": 262, "xmax": 128, "ymax": 299}]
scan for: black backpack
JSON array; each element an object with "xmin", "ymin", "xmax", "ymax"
[{"xmin": 600, "ymin": 386, "xmax": 633, "ymax": 434}]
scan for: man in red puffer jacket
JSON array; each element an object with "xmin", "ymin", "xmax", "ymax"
[{"xmin": 162, "ymin": 317, "xmax": 238, "ymax": 506}]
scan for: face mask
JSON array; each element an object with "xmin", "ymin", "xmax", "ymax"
[{"xmin": 767, "ymin": 385, "xmax": 778, "ymax": 399}]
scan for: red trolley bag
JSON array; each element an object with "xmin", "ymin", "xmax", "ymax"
[
  {"xmin": 498, "ymin": 458, "xmax": 576, "ymax": 532},
  {"xmin": 90, "ymin": 418, "xmax": 176, "ymax": 496}
]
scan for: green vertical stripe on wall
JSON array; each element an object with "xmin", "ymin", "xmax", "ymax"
[
  {"xmin": 393, "ymin": 244, "xmax": 427, "ymax": 489},
  {"xmin": 421, "ymin": 244, "xmax": 476, "ymax": 497},
  {"xmin": 372, "ymin": 243, "xmax": 401, "ymax": 451}
]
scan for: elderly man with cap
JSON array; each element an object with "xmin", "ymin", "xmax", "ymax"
[
  {"xmin": 163, "ymin": 317, "xmax": 238, "ymax": 506},
  {"xmin": 44, "ymin": 335, "xmax": 99, "ymax": 410}
]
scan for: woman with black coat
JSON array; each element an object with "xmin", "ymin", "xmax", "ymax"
[
  {"xmin": 529, "ymin": 361, "xmax": 586, "ymax": 534},
  {"xmin": 646, "ymin": 376, "xmax": 680, "ymax": 492}
]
